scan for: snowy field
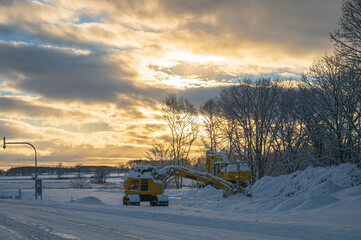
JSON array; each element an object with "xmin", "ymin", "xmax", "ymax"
[{"xmin": 0, "ymin": 164, "xmax": 360, "ymax": 239}]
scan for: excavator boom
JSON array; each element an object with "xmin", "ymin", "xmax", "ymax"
[{"xmin": 158, "ymin": 165, "xmax": 234, "ymax": 192}]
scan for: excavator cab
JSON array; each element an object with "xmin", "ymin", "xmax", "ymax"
[
  {"xmin": 206, "ymin": 150, "xmax": 251, "ymax": 185},
  {"xmin": 213, "ymin": 162, "xmax": 221, "ymax": 176},
  {"xmin": 129, "ymin": 179, "xmax": 139, "ymax": 190}
]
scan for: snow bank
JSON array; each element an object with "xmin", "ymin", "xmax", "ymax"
[
  {"xmin": 192, "ymin": 185, "xmax": 224, "ymax": 200},
  {"xmin": 251, "ymin": 163, "xmax": 361, "ymax": 199},
  {"xmin": 0, "ymin": 190, "xmax": 21, "ymax": 199},
  {"xmin": 174, "ymin": 163, "xmax": 361, "ymax": 215},
  {"xmin": 72, "ymin": 196, "xmax": 104, "ymax": 204}
]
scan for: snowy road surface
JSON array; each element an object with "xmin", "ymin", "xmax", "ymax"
[
  {"xmin": 0, "ymin": 198, "xmax": 359, "ymax": 240},
  {"xmin": 0, "ymin": 164, "xmax": 360, "ymax": 239},
  {"xmin": 0, "ymin": 200, "xmax": 293, "ymax": 240}
]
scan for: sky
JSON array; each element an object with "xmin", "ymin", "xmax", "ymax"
[{"xmin": 0, "ymin": 0, "xmax": 343, "ymax": 169}]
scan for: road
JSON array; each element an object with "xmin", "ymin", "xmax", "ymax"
[
  {"xmin": 0, "ymin": 199, "xmax": 359, "ymax": 240},
  {"xmin": 0, "ymin": 199, "xmax": 294, "ymax": 240}
]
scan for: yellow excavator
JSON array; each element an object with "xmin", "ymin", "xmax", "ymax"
[
  {"xmin": 206, "ymin": 150, "xmax": 251, "ymax": 186},
  {"xmin": 123, "ymin": 151, "xmax": 251, "ymax": 206},
  {"xmin": 123, "ymin": 165, "xmax": 167, "ymax": 206}
]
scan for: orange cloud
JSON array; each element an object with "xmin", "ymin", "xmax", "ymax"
[{"xmin": 0, "ymin": 0, "xmax": 343, "ymax": 169}]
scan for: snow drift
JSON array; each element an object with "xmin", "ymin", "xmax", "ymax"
[
  {"xmin": 72, "ymin": 196, "xmax": 104, "ymax": 204},
  {"xmin": 175, "ymin": 163, "xmax": 361, "ymax": 215},
  {"xmin": 251, "ymin": 163, "xmax": 361, "ymax": 199}
]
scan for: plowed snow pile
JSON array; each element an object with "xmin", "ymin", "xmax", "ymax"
[
  {"xmin": 72, "ymin": 196, "xmax": 104, "ymax": 204},
  {"xmin": 240, "ymin": 163, "xmax": 361, "ymax": 213},
  {"xmin": 251, "ymin": 163, "xmax": 361, "ymax": 199},
  {"xmin": 175, "ymin": 163, "xmax": 361, "ymax": 214}
]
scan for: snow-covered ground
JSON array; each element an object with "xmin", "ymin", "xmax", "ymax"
[{"xmin": 0, "ymin": 164, "xmax": 360, "ymax": 239}]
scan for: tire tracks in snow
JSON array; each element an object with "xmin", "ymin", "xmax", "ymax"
[
  {"xmin": 0, "ymin": 214, "xmax": 42, "ymax": 240},
  {"xmin": 0, "ymin": 202, "xmax": 142, "ymax": 240}
]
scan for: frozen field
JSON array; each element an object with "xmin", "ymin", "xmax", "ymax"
[{"xmin": 0, "ymin": 164, "xmax": 360, "ymax": 239}]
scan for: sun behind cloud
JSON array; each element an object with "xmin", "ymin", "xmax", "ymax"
[{"xmin": 0, "ymin": 0, "xmax": 342, "ymax": 169}]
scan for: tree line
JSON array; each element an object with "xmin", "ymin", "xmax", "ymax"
[{"xmin": 146, "ymin": 0, "xmax": 361, "ymax": 181}]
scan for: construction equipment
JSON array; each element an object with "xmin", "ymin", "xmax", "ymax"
[
  {"xmin": 123, "ymin": 151, "xmax": 251, "ymax": 206},
  {"xmin": 123, "ymin": 165, "xmax": 168, "ymax": 206},
  {"xmin": 158, "ymin": 165, "xmax": 235, "ymax": 192},
  {"xmin": 206, "ymin": 150, "xmax": 251, "ymax": 187}
]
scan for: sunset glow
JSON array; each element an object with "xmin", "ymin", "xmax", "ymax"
[{"xmin": 0, "ymin": 0, "xmax": 343, "ymax": 169}]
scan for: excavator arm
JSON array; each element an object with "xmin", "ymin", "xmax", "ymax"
[{"xmin": 158, "ymin": 165, "xmax": 235, "ymax": 192}]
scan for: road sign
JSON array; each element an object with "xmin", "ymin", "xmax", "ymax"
[{"xmin": 35, "ymin": 179, "xmax": 42, "ymax": 200}]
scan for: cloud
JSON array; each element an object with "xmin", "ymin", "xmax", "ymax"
[
  {"xmin": 0, "ymin": 96, "xmax": 95, "ymax": 121},
  {"xmin": 0, "ymin": 0, "xmax": 344, "ymax": 168},
  {"xmin": 0, "ymin": 0, "xmax": 343, "ymax": 90},
  {"xmin": 0, "ymin": 1, "xmax": 342, "ymax": 57},
  {"xmin": 0, "ymin": 42, "xmax": 137, "ymax": 102},
  {"xmin": 178, "ymin": 86, "xmax": 225, "ymax": 106},
  {"xmin": 0, "ymin": 116, "xmax": 164, "ymax": 168},
  {"xmin": 159, "ymin": 0, "xmax": 341, "ymax": 53}
]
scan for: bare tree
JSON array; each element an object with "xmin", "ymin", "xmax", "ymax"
[
  {"xmin": 126, "ymin": 160, "xmax": 151, "ymax": 168},
  {"xmin": 330, "ymin": 0, "xmax": 361, "ymax": 65},
  {"xmin": 270, "ymin": 88, "xmax": 310, "ymax": 174},
  {"xmin": 305, "ymin": 55, "xmax": 360, "ymax": 165},
  {"xmin": 162, "ymin": 94, "xmax": 199, "ymax": 165},
  {"xmin": 218, "ymin": 117, "xmax": 238, "ymax": 161},
  {"xmin": 117, "ymin": 163, "xmax": 126, "ymax": 176},
  {"xmin": 218, "ymin": 78, "xmax": 280, "ymax": 179},
  {"xmin": 75, "ymin": 163, "xmax": 83, "ymax": 173},
  {"xmin": 56, "ymin": 162, "xmax": 64, "ymax": 179},
  {"xmin": 329, "ymin": 0, "xmax": 361, "ymax": 164},
  {"xmin": 94, "ymin": 167, "xmax": 108, "ymax": 184},
  {"xmin": 200, "ymin": 99, "xmax": 222, "ymax": 151},
  {"xmin": 298, "ymin": 83, "xmax": 328, "ymax": 164},
  {"xmin": 69, "ymin": 172, "xmax": 91, "ymax": 189},
  {"xmin": 145, "ymin": 143, "xmax": 172, "ymax": 168},
  {"xmin": 191, "ymin": 156, "xmax": 206, "ymax": 172},
  {"xmin": 162, "ymin": 94, "xmax": 199, "ymax": 188}
]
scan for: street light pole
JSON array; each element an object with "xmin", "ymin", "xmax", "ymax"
[
  {"xmin": 3, "ymin": 137, "xmax": 38, "ymax": 179},
  {"xmin": 3, "ymin": 137, "xmax": 41, "ymax": 200}
]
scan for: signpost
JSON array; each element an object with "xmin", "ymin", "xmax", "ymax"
[
  {"xmin": 35, "ymin": 179, "xmax": 42, "ymax": 200},
  {"xmin": 3, "ymin": 137, "xmax": 41, "ymax": 200}
]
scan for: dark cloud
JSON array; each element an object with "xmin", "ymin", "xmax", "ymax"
[
  {"xmin": 160, "ymin": 0, "xmax": 342, "ymax": 53},
  {"xmin": 0, "ymin": 97, "xmax": 94, "ymax": 120},
  {"xmin": 0, "ymin": 24, "xmax": 17, "ymax": 35},
  {"xmin": 0, "ymin": 119, "xmax": 28, "ymax": 139},
  {"xmin": 114, "ymin": 93, "xmax": 161, "ymax": 110},
  {"xmin": 0, "ymin": 43, "xmax": 178, "ymax": 108},
  {"xmin": 124, "ymin": 122, "xmax": 167, "ymax": 142},
  {"xmin": 0, "ymin": 43, "xmax": 136, "ymax": 102},
  {"xmin": 0, "ymin": 0, "xmax": 342, "ymax": 56},
  {"xmin": 179, "ymin": 86, "xmax": 224, "ymax": 107},
  {"xmin": 0, "ymin": 0, "xmax": 18, "ymax": 7}
]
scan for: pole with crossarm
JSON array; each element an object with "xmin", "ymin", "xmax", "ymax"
[
  {"xmin": 3, "ymin": 137, "xmax": 38, "ymax": 179},
  {"xmin": 3, "ymin": 137, "xmax": 40, "ymax": 200}
]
